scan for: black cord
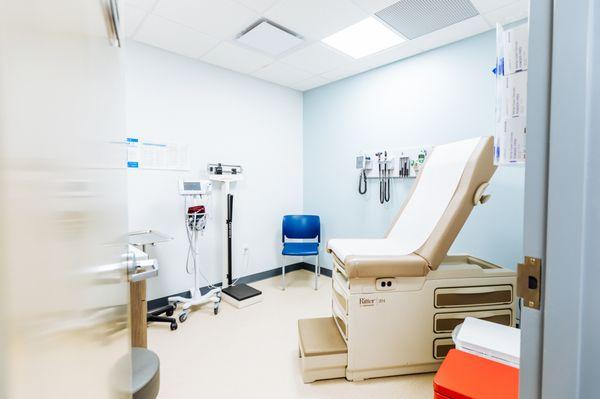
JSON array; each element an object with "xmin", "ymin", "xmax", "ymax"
[
  {"xmin": 358, "ymin": 169, "xmax": 367, "ymax": 194},
  {"xmin": 385, "ymin": 168, "xmax": 391, "ymax": 202},
  {"xmin": 379, "ymin": 163, "xmax": 385, "ymax": 204}
]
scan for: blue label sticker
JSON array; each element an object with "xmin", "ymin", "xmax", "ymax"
[
  {"xmin": 127, "ymin": 137, "xmax": 139, "ymax": 143},
  {"xmin": 127, "ymin": 161, "xmax": 139, "ymax": 168}
]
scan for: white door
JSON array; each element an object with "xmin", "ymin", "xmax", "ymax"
[
  {"xmin": 518, "ymin": 1, "xmax": 552, "ymax": 397},
  {"xmin": 521, "ymin": 0, "xmax": 600, "ymax": 398},
  {"xmin": 540, "ymin": 0, "xmax": 600, "ymax": 397},
  {"xmin": 0, "ymin": 0, "xmax": 131, "ymax": 398}
]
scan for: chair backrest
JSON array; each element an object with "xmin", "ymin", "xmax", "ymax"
[
  {"xmin": 385, "ymin": 136, "xmax": 496, "ymax": 270},
  {"xmin": 282, "ymin": 215, "xmax": 320, "ymax": 243}
]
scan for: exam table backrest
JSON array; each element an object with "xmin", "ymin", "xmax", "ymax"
[{"xmin": 386, "ymin": 136, "xmax": 496, "ymax": 270}]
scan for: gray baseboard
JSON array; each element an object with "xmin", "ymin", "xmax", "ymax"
[{"xmin": 148, "ymin": 262, "xmax": 330, "ymax": 311}]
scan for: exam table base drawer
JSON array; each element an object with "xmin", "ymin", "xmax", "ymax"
[
  {"xmin": 434, "ymin": 309, "xmax": 513, "ymax": 333},
  {"xmin": 434, "ymin": 285, "xmax": 513, "ymax": 308},
  {"xmin": 298, "ymin": 317, "xmax": 348, "ymax": 383},
  {"xmin": 433, "ymin": 338, "xmax": 455, "ymax": 359}
]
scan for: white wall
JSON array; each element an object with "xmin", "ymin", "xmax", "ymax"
[
  {"xmin": 126, "ymin": 42, "xmax": 303, "ymax": 300},
  {"xmin": 303, "ymin": 30, "xmax": 525, "ymax": 271}
]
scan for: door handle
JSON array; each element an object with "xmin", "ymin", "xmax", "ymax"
[{"xmin": 129, "ymin": 258, "xmax": 159, "ymax": 283}]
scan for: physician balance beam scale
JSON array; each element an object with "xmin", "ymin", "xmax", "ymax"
[
  {"xmin": 209, "ymin": 163, "xmax": 262, "ymax": 308},
  {"xmin": 297, "ymin": 136, "xmax": 517, "ymax": 383}
]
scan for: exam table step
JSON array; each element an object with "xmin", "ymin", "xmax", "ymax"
[{"xmin": 298, "ymin": 317, "xmax": 348, "ymax": 383}]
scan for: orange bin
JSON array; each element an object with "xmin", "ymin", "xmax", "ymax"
[{"xmin": 433, "ymin": 349, "xmax": 519, "ymax": 399}]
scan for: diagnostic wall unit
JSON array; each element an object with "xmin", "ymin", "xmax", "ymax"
[{"xmin": 356, "ymin": 146, "xmax": 431, "ymax": 179}]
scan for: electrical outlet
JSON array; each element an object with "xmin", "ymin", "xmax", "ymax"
[{"xmin": 376, "ymin": 278, "xmax": 396, "ymax": 291}]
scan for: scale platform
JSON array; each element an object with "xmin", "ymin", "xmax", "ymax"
[{"xmin": 222, "ymin": 284, "xmax": 262, "ymax": 308}]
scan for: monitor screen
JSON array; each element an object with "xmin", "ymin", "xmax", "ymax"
[{"xmin": 183, "ymin": 181, "xmax": 202, "ymax": 191}]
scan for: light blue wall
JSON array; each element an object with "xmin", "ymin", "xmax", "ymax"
[{"xmin": 303, "ymin": 30, "xmax": 524, "ymax": 271}]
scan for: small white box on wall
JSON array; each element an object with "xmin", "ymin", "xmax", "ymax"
[
  {"xmin": 495, "ymin": 115, "xmax": 526, "ymax": 164},
  {"xmin": 504, "ymin": 25, "xmax": 528, "ymax": 75},
  {"xmin": 504, "ymin": 72, "xmax": 528, "ymax": 118}
]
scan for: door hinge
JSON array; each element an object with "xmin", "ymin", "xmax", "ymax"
[{"xmin": 517, "ymin": 256, "xmax": 542, "ymax": 310}]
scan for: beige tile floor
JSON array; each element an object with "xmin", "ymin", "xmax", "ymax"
[{"xmin": 149, "ymin": 270, "xmax": 434, "ymax": 399}]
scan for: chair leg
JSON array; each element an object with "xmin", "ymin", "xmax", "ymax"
[
  {"xmin": 314, "ymin": 254, "xmax": 319, "ymax": 290},
  {"xmin": 317, "ymin": 254, "xmax": 321, "ymax": 276},
  {"xmin": 281, "ymin": 254, "xmax": 286, "ymax": 290}
]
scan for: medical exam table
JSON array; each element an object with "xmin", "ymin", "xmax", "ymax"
[{"xmin": 298, "ymin": 136, "xmax": 517, "ymax": 382}]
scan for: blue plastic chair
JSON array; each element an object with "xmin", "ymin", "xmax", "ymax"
[{"xmin": 281, "ymin": 215, "xmax": 320, "ymax": 290}]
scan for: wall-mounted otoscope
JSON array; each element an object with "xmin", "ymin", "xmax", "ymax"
[
  {"xmin": 356, "ymin": 153, "xmax": 371, "ymax": 195},
  {"xmin": 376, "ymin": 151, "xmax": 393, "ymax": 204}
]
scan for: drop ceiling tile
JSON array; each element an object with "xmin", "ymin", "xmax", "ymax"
[
  {"xmin": 291, "ymin": 75, "xmax": 330, "ymax": 91},
  {"xmin": 153, "ymin": 0, "xmax": 258, "ymax": 39},
  {"xmin": 411, "ymin": 15, "xmax": 491, "ymax": 52},
  {"xmin": 134, "ymin": 15, "xmax": 220, "ymax": 58},
  {"xmin": 236, "ymin": 20, "xmax": 304, "ymax": 56},
  {"xmin": 470, "ymin": 0, "xmax": 520, "ymax": 14},
  {"xmin": 358, "ymin": 41, "xmax": 423, "ymax": 69},
  {"xmin": 120, "ymin": 4, "xmax": 147, "ymax": 37},
  {"xmin": 234, "ymin": 0, "xmax": 279, "ymax": 13},
  {"xmin": 483, "ymin": 1, "xmax": 529, "ymax": 26},
  {"xmin": 280, "ymin": 43, "xmax": 351, "ymax": 74},
  {"xmin": 202, "ymin": 42, "xmax": 274, "ymax": 74},
  {"xmin": 321, "ymin": 42, "xmax": 422, "ymax": 82},
  {"xmin": 320, "ymin": 64, "xmax": 365, "ymax": 81},
  {"xmin": 251, "ymin": 61, "xmax": 313, "ymax": 86},
  {"xmin": 265, "ymin": 0, "xmax": 368, "ymax": 40},
  {"xmin": 351, "ymin": 0, "xmax": 401, "ymax": 13},
  {"xmin": 124, "ymin": 0, "xmax": 157, "ymax": 11}
]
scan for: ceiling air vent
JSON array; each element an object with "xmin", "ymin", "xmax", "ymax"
[
  {"xmin": 376, "ymin": 0, "xmax": 479, "ymax": 40},
  {"xmin": 236, "ymin": 19, "xmax": 303, "ymax": 56}
]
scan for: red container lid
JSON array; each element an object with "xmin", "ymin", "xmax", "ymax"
[
  {"xmin": 188, "ymin": 205, "xmax": 205, "ymax": 214},
  {"xmin": 433, "ymin": 350, "xmax": 518, "ymax": 399}
]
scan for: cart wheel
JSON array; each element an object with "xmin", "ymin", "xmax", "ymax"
[
  {"xmin": 179, "ymin": 313, "xmax": 188, "ymax": 323},
  {"xmin": 214, "ymin": 306, "xmax": 219, "ymax": 315},
  {"xmin": 170, "ymin": 322, "xmax": 178, "ymax": 331},
  {"xmin": 166, "ymin": 309, "xmax": 174, "ymax": 317}
]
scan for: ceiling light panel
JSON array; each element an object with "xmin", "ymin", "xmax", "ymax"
[
  {"xmin": 322, "ymin": 17, "xmax": 405, "ymax": 59},
  {"xmin": 237, "ymin": 20, "xmax": 303, "ymax": 56},
  {"xmin": 376, "ymin": 0, "xmax": 480, "ymax": 40}
]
